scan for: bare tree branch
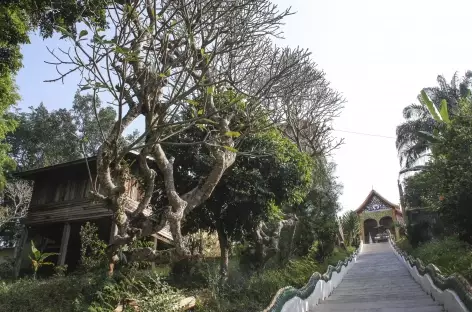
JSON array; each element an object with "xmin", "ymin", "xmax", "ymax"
[
  {"xmin": 44, "ymin": 0, "xmax": 332, "ymax": 268},
  {"xmin": 0, "ymin": 180, "xmax": 33, "ymax": 229}
]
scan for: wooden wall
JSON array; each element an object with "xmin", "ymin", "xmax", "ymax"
[
  {"xmin": 23, "ymin": 158, "xmax": 172, "ymax": 242},
  {"xmin": 26, "ymin": 162, "xmax": 142, "ymax": 225}
]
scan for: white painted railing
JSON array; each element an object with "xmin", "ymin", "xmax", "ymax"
[
  {"xmin": 389, "ymin": 237, "xmax": 471, "ymax": 312},
  {"xmin": 262, "ymin": 242, "xmax": 363, "ymax": 312}
]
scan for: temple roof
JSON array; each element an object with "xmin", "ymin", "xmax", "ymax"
[{"xmin": 355, "ymin": 189, "xmax": 402, "ymax": 215}]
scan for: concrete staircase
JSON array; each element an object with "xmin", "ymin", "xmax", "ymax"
[{"xmin": 316, "ymin": 243, "xmax": 444, "ymax": 312}]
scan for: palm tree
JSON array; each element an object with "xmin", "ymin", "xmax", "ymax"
[
  {"xmin": 341, "ymin": 210, "xmax": 359, "ymax": 247},
  {"xmin": 396, "ymin": 71, "xmax": 472, "ymax": 171}
]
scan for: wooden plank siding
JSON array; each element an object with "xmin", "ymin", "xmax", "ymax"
[
  {"xmin": 25, "ymin": 198, "xmax": 111, "ymax": 224},
  {"xmin": 20, "ymin": 156, "xmax": 173, "ymax": 241}
]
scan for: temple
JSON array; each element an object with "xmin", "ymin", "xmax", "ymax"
[{"xmin": 356, "ymin": 190, "xmax": 403, "ymax": 243}]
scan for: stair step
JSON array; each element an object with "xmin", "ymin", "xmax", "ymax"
[{"xmin": 314, "ymin": 242, "xmax": 444, "ymax": 311}]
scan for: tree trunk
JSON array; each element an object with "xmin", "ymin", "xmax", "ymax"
[{"xmin": 217, "ymin": 226, "xmax": 229, "ymax": 280}]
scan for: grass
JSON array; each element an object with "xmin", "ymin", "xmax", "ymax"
[{"xmin": 396, "ymin": 236, "xmax": 472, "ymax": 283}]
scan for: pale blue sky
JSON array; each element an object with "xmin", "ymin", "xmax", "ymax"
[{"xmin": 16, "ymin": 0, "xmax": 472, "ymax": 212}]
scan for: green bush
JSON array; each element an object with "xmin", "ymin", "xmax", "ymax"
[
  {"xmin": 196, "ymin": 245, "xmax": 356, "ymax": 312},
  {"xmin": 397, "ymin": 236, "xmax": 472, "ymax": 282},
  {"xmin": 0, "ymin": 243, "xmax": 356, "ymax": 312},
  {"xmin": 0, "ymin": 269, "xmax": 183, "ymax": 312},
  {"xmin": 407, "ymin": 221, "xmax": 433, "ymax": 247},
  {"xmin": 0, "ymin": 258, "xmax": 14, "ymax": 280},
  {"xmin": 89, "ymin": 272, "xmax": 182, "ymax": 312},
  {"xmin": 80, "ymin": 222, "xmax": 108, "ymax": 272},
  {"xmin": 0, "ymin": 274, "xmax": 104, "ymax": 312}
]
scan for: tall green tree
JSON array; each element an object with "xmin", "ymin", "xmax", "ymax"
[
  {"xmin": 396, "ymin": 72, "xmax": 472, "ymax": 170},
  {"xmin": 293, "ymin": 159, "xmax": 342, "ymax": 260},
  {"xmin": 401, "ymin": 93, "xmax": 472, "ymax": 243},
  {"xmin": 0, "ymin": 2, "xmax": 27, "ymax": 187},
  {"xmin": 0, "ymin": 0, "xmax": 108, "ymax": 184},
  {"xmin": 6, "ymin": 92, "xmax": 116, "ymax": 170},
  {"xmin": 7, "ymin": 103, "xmax": 80, "ymax": 169},
  {"xmin": 426, "ymin": 96, "xmax": 472, "ymax": 243},
  {"xmin": 72, "ymin": 91, "xmax": 117, "ymax": 156},
  {"xmin": 184, "ymin": 129, "xmax": 314, "ymax": 276},
  {"xmin": 340, "ymin": 210, "xmax": 359, "ymax": 247}
]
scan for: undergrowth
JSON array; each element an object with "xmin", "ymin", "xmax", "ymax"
[
  {"xmin": 0, "ymin": 246, "xmax": 356, "ymax": 312},
  {"xmin": 0, "ymin": 269, "xmax": 182, "ymax": 312},
  {"xmin": 194, "ymin": 246, "xmax": 355, "ymax": 312},
  {"xmin": 396, "ymin": 236, "xmax": 472, "ymax": 283}
]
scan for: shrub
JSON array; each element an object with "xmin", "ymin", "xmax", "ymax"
[
  {"xmin": 413, "ymin": 236, "xmax": 472, "ymax": 282},
  {"xmin": 80, "ymin": 222, "xmax": 108, "ymax": 272},
  {"xmin": 0, "ymin": 274, "xmax": 103, "ymax": 312},
  {"xmin": 0, "ymin": 269, "xmax": 182, "ymax": 312},
  {"xmin": 89, "ymin": 272, "xmax": 183, "ymax": 312},
  {"xmin": 397, "ymin": 236, "xmax": 472, "ymax": 282},
  {"xmin": 196, "ymin": 244, "xmax": 356, "ymax": 312},
  {"xmin": 0, "ymin": 258, "xmax": 13, "ymax": 280}
]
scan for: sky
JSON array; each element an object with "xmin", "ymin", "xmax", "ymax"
[{"xmin": 15, "ymin": 0, "xmax": 472, "ymax": 213}]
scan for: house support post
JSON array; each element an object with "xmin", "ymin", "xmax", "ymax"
[
  {"xmin": 109, "ymin": 220, "xmax": 118, "ymax": 244},
  {"xmin": 151, "ymin": 236, "xmax": 158, "ymax": 269},
  {"xmin": 57, "ymin": 223, "xmax": 71, "ymax": 266},
  {"xmin": 13, "ymin": 226, "xmax": 28, "ymax": 278}
]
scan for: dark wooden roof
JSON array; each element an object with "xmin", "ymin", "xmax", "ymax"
[
  {"xmin": 14, "ymin": 156, "xmax": 97, "ymax": 179},
  {"xmin": 355, "ymin": 189, "xmax": 402, "ymax": 215},
  {"xmin": 14, "ymin": 151, "xmax": 148, "ymax": 179}
]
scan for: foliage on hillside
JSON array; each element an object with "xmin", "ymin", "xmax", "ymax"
[
  {"xmin": 396, "ymin": 236, "xmax": 472, "ymax": 283},
  {"xmin": 398, "ymin": 71, "xmax": 472, "ymax": 245},
  {"xmin": 0, "ymin": 0, "xmax": 108, "ymax": 187},
  {"xmin": 0, "ymin": 245, "xmax": 355, "ymax": 312},
  {"xmin": 401, "ymin": 94, "xmax": 472, "ymax": 243},
  {"xmin": 397, "ymin": 71, "xmax": 472, "ymax": 290}
]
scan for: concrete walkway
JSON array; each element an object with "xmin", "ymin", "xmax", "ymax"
[{"xmin": 316, "ymin": 242, "xmax": 443, "ymax": 312}]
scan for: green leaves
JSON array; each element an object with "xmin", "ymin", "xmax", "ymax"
[
  {"xmin": 55, "ymin": 25, "xmax": 73, "ymax": 39},
  {"xmin": 30, "ymin": 240, "xmax": 58, "ymax": 278},
  {"xmin": 417, "ymin": 131, "xmax": 440, "ymax": 144},
  {"xmin": 439, "ymin": 99, "xmax": 450, "ymax": 123},
  {"xmin": 223, "ymin": 145, "xmax": 238, "ymax": 153},
  {"xmin": 30, "ymin": 240, "xmax": 41, "ymax": 260},
  {"xmin": 421, "ymin": 90, "xmax": 451, "ymax": 124},
  {"xmin": 421, "ymin": 90, "xmax": 441, "ymax": 122},
  {"xmin": 187, "ymin": 99, "xmax": 199, "ymax": 106},
  {"xmin": 225, "ymin": 131, "xmax": 241, "ymax": 138},
  {"xmin": 79, "ymin": 29, "xmax": 88, "ymax": 39},
  {"xmin": 206, "ymin": 86, "xmax": 215, "ymax": 95}
]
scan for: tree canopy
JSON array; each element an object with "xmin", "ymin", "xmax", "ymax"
[
  {"xmin": 399, "ymin": 72, "xmax": 472, "ymax": 244},
  {"xmin": 0, "ymin": 0, "xmax": 109, "ymax": 186},
  {"xmin": 37, "ymin": 0, "xmax": 346, "ymax": 270},
  {"xmin": 396, "ymin": 71, "xmax": 472, "ymax": 170},
  {"xmin": 183, "ymin": 129, "xmax": 314, "ymax": 274},
  {"xmin": 6, "ymin": 92, "xmax": 116, "ymax": 170}
]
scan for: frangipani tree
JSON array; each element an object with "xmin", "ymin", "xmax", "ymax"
[{"xmin": 47, "ymin": 0, "xmax": 316, "ymax": 269}]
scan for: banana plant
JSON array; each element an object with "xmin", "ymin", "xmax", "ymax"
[
  {"xmin": 416, "ymin": 90, "xmax": 452, "ymax": 148},
  {"xmin": 30, "ymin": 240, "xmax": 58, "ymax": 279},
  {"xmin": 420, "ymin": 90, "xmax": 451, "ymax": 124},
  {"xmin": 399, "ymin": 91, "xmax": 451, "ymax": 176}
]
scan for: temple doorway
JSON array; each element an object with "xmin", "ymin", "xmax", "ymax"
[{"xmin": 364, "ymin": 219, "xmax": 378, "ymax": 244}]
